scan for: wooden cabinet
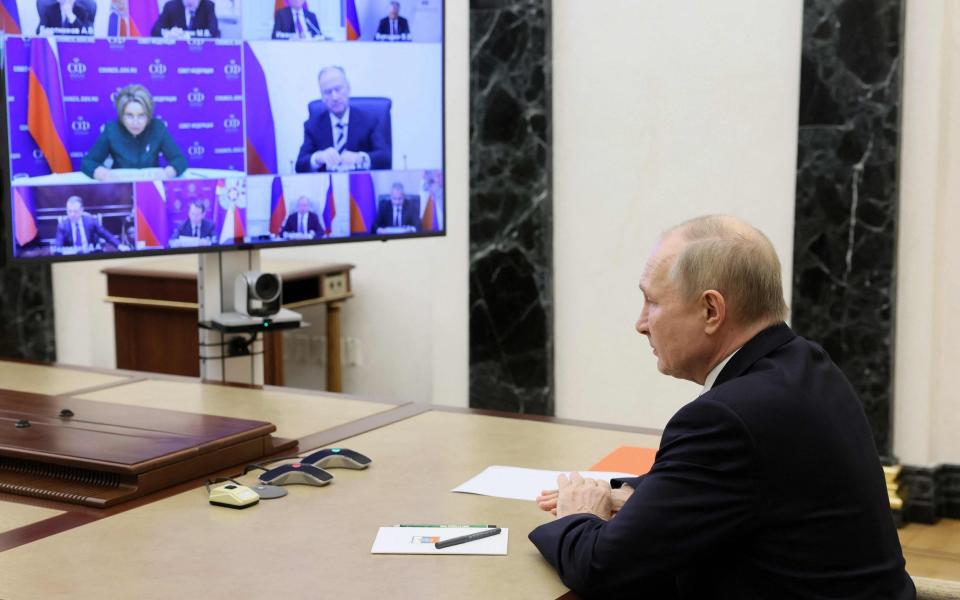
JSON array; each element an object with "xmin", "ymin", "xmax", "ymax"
[{"xmin": 103, "ymin": 259, "xmax": 353, "ymax": 389}]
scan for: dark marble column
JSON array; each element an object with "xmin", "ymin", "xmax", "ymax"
[
  {"xmin": 792, "ymin": 0, "xmax": 904, "ymax": 455},
  {"xmin": 0, "ymin": 263, "xmax": 56, "ymax": 361},
  {"xmin": 469, "ymin": 0, "xmax": 553, "ymax": 414}
]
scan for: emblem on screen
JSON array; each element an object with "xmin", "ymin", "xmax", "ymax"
[
  {"xmin": 71, "ymin": 117, "xmax": 91, "ymax": 134},
  {"xmin": 66, "ymin": 58, "xmax": 86, "ymax": 79},
  {"xmin": 224, "ymin": 60, "xmax": 242, "ymax": 79},
  {"xmin": 187, "ymin": 88, "xmax": 205, "ymax": 107},
  {"xmin": 149, "ymin": 60, "xmax": 168, "ymax": 79}
]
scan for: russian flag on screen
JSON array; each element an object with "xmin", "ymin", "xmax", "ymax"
[
  {"xmin": 275, "ymin": 0, "xmax": 309, "ymax": 10},
  {"xmin": 13, "ymin": 187, "xmax": 37, "ymax": 247},
  {"xmin": 128, "ymin": 2, "xmax": 159, "ymax": 37},
  {"xmin": 27, "ymin": 38, "xmax": 71, "ymax": 174},
  {"xmin": 243, "ymin": 44, "xmax": 278, "ymax": 174},
  {"xmin": 0, "ymin": 0, "xmax": 21, "ymax": 34},
  {"xmin": 345, "ymin": 0, "xmax": 361, "ymax": 40},
  {"xmin": 349, "ymin": 173, "xmax": 376, "ymax": 234},
  {"xmin": 135, "ymin": 182, "xmax": 169, "ymax": 248},
  {"xmin": 322, "ymin": 175, "xmax": 336, "ymax": 235},
  {"xmin": 108, "ymin": 12, "xmax": 133, "ymax": 37},
  {"xmin": 420, "ymin": 171, "xmax": 443, "ymax": 232},
  {"xmin": 421, "ymin": 192, "xmax": 437, "ymax": 232},
  {"xmin": 269, "ymin": 176, "xmax": 286, "ymax": 235}
]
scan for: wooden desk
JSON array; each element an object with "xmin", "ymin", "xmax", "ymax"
[
  {"xmin": 0, "ymin": 404, "xmax": 662, "ymax": 599},
  {"xmin": 0, "ymin": 363, "xmax": 402, "ymax": 520},
  {"xmin": 102, "ymin": 257, "xmax": 354, "ymax": 390}
]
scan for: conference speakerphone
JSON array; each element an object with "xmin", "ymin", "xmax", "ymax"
[{"xmin": 0, "ymin": 388, "xmax": 296, "ymax": 508}]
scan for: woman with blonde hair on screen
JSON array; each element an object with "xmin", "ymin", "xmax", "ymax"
[{"xmin": 81, "ymin": 84, "xmax": 187, "ymax": 181}]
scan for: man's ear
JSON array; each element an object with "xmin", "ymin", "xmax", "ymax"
[{"xmin": 701, "ymin": 289, "xmax": 726, "ymax": 334}]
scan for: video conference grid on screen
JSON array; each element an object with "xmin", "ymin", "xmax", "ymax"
[{"xmin": 2, "ymin": 0, "xmax": 444, "ymax": 260}]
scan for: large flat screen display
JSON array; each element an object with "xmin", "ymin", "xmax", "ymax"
[{"xmin": 1, "ymin": 0, "xmax": 444, "ymax": 262}]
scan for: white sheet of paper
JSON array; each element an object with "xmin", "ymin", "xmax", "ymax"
[
  {"xmin": 451, "ymin": 466, "xmax": 636, "ymax": 501},
  {"xmin": 370, "ymin": 527, "xmax": 508, "ymax": 555}
]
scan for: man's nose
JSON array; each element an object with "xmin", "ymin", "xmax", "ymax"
[{"xmin": 635, "ymin": 313, "xmax": 649, "ymax": 336}]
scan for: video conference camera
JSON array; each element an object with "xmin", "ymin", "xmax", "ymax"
[
  {"xmin": 208, "ymin": 272, "xmax": 301, "ymax": 333},
  {"xmin": 235, "ymin": 272, "xmax": 282, "ymax": 317}
]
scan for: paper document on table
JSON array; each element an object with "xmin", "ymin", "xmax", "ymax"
[
  {"xmin": 452, "ymin": 466, "xmax": 636, "ymax": 501},
  {"xmin": 371, "ymin": 527, "xmax": 508, "ymax": 555}
]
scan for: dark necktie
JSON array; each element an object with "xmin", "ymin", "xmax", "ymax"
[
  {"xmin": 391, "ymin": 20, "xmax": 396, "ymax": 35},
  {"xmin": 335, "ymin": 122, "xmax": 346, "ymax": 153},
  {"xmin": 394, "ymin": 207, "xmax": 400, "ymax": 227},
  {"xmin": 187, "ymin": 10, "xmax": 195, "ymax": 30},
  {"xmin": 193, "ymin": 225, "xmax": 199, "ymax": 238},
  {"xmin": 73, "ymin": 222, "xmax": 80, "ymax": 246}
]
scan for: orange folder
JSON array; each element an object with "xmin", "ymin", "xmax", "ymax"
[{"xmin": 589, "ymin": 446, "xmax": 657, "ymax": 475}]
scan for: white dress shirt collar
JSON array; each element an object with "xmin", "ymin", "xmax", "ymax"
[
  {"xmin": 330, "ymin": 108, "xmax": 350, "ymax": 129},
  {"xmin": 701, "ymin": 348, "xmax": 740, "ymax": 395}
]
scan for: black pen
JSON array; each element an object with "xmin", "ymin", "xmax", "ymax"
[{"xmin": 434, "ymin": 527, "xmax": 502, "ymax": 549}]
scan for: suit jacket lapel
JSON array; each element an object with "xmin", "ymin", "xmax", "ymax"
[
  {"xmin": 346, "ymin": 109, "xmax": 362, "ymax": 149},
  {"xmin": 713, "ymin": 323, "xmax": 795, "ymax": 388},
  {"xmin": 317, "ymin": 114, "xmax": 333, "ymax": 149}
]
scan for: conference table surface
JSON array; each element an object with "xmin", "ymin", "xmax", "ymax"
[
  {"xmin": 0, "ymin": 360, "xmax": 131, "ymax": 397},
  {"xmin": 0, "ymin": 361, "xmax": 662, "ymax": 599},
  {"xmin": 73, "ymin": 378, "xmax": 396, "ymax": 441}
]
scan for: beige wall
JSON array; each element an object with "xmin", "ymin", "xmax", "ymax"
[
  {"xmin": 894, "ymin": 0, "xmax": 960, "ymax": 465},
  {"xmin": 52, "ymin": 4, "xmax": 470, "ymax": 407},
  {"xmin": 551, "ymin": 1, "xmax": 803, "ymax": 428}
]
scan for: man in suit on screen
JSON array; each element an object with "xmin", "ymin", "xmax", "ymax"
[
  {"xmin": 281, "ymin": 196, "xmax": 322, "ymax": 238},
  {"xmin": 375, "ymin": 1, "xmax": 410, "ymax": 41},
  {"xmin": 295, "ymin": 66, "xmax": 391, "ymax": 173},
  {"xmin": 272, "ymin": 0, "xmax": 321, "ymax": 39},
  {"xmin": 374, "ymin": 183, "xmax": 419, "ymax": 234},
  {"xmin": 529, "ymin": 215, "xmax": 914, "ymax": 599},
  {"xmin": 171, "ymin": 201, "xmax": 216, "ymax": 243},
  {"xmin": 54, "ymin": 196, "xmax": 122, "ymax": 253},
  {"xmin": 38, "ymin": 0, "xmax": 93, "ymax": 35},
  {"xmin": 151, "ymin": 0, "xmax": 219, "ymax": 38}
]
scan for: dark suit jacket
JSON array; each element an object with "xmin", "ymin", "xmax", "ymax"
[
  {"xmin": 281, "ymin": 211, "xmax": 322, "ymax": 237},
  {"xmin": 173, "ymin": 218, "xmax": 215, "ymax": 240},
  {"xmin": 295, "ymin": 105, "xmax": 391, "ymax": 172},
  {"xmin": 151, "ymin": 0, "xmax": 219, "ymax": 38},
  {"xmin": 529, "ymin": 324, "xmax": 915, "ymax": 600},
  {"xmin": 375, "ymin": 200, "xmax": 419, "ymax": 232},
  {"xmin": 272, "ymin": 6, "xmax": 320, "ymax": 39},
  {"xmin": 376, "ymin": 16, "xmax": 409, "ymax": 36},
  {"xmin": 38, "ymin": 2, "xmax": 93, "ymax": 34},
  {"xmin": 55, "ymin": 215, "xmax": 120, "ymax": 249}
]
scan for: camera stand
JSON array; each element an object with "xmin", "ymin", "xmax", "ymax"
[{"xmin": 196, "ymin": 250, "xmax": 303, "ymax": 385}]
